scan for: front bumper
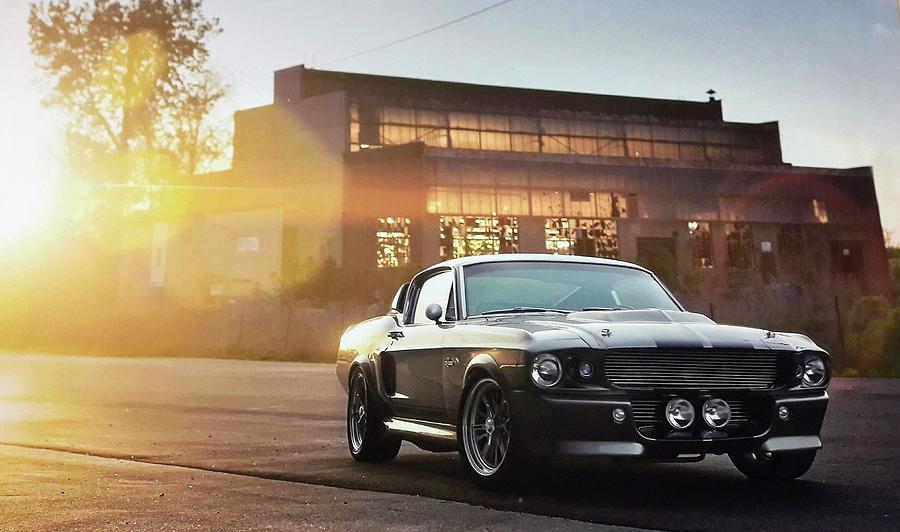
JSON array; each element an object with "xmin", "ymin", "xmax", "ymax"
[{"xmin": 508, "ymin": 389, "xmax": 828, "ymax": 458}]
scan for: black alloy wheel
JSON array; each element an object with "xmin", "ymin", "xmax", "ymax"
[
  {"xmin": 459, "ymin": 376, "xmax": 527, "ymax": 486},
  {"xmin": 347, "ymin": 368, "xmax": 401, "ymax": 462}
]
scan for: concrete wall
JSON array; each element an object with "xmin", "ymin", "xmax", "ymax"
[{"xmin": 119, "ymin": 206, "xmax": 284, "ymax": 305}]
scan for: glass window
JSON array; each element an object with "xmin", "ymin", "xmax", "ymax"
[
  {"xmin": 350, "ymin": 120, "xmax": 360, "ymax": 146},
  {"xmin": 481, "ymin": 114, "xmax": 510, "ymax": 131},
  {"xmin": 597, "ymin": 193, "xmax": 613, "ymax": 218},
  {"xmin": 812, "ymin": 199, "xmax": 829, "ymax": 224},
  {"xmin": 541, "ymin": 117, "xmax": 570, "ymax": 135},
  {"xmin": 569, "ymin": 119, "xmax": 597, "ymax": 137},
  {"xmin": 678, "ymin": 144, "xmax": 706, "ymax": 161},
  {"xmin": 706, "ymin": 145, "xmax": 732, "ymax": 161},
  {"xmin": 439, "ymin": 216, "xmax": 518, "ymax": 258},
  {"xmin": 418, "ymin": 126, "xmax": 449, "ymax": 147},
  {"xmin": 511, "ymin": 133, "xmax": 540, "ymax": 152},
  {"xmin": 569, "ymin": 136, "xmax": 598, "ymax": 156},
  {"xmin": 545, "ymin": 218, "xmax": 619, "ymax": 258},
  {"xmin": 376, "ymin": 217, "xmax": 411, "ymax": 268},
  {"xmin": 626, "ymin": 123, "xmax": 653, "ymax": 139},
  {"xmin": 598, "ymin": 138, "xmax": 626, "ymax": 157},
  {"xmin": 450, "ymin": 128, "xmax": 480, "ymax": 149},
  {"xmin": 480, "ymin": 131, "xmax": 511, "ymax": 151},
  {"xmin": 565, "ymin": 191, "xmax": 596, "ymax": 218},
  {"xmin": 381, "ymin": 124, "xmax": 417, "ymax": 145},
  {"xmin": 612, "ymin": 193, "xmax": 628, "ymax": 218},
  {"xmin": 541, "ymin": 135, "xmax": 570, "ymax": 154},
  {"xmin": 426, "ymin": 186, "xmax": 462, "ymax": 214},
  {"xmin": 416, "ymin": 110, "xmax": 447, "ymax": 127},
  {"xmin": 597, "ymin": 121, "xmax": 624, "ymax": 138},
  {"xmin": 463, "ymin": 262, "xmax": 680, "ymax": 316},
  {"xmin": 545, "ymin": 218, "xmax": 573, "ymax": 254},
  {"xmin": 510, "ymin": 115, "xmax": 539, "ymax": 133},
  {"xmin": 652, "ymin": 125, "xmax": 679, "ymax": 141},
  {"xmin": 382, "ymin": 106, "xmax": 415, "ymax": 124},
  {"xmin": 531, "ymin": 190, "xmax": 564, "ymax": 216},
  {"xmin": 413, "ymin": 270, "xmax": 453, "ymax": 324},
  {"xmin": 628, "ymin": 140, "xmax": 653, "ymax": 158},
  {"xmin": 725, "ymin": 223, "xmax": 754, "ymax": 270},
  {"xmin": 449, "ymin": 112, "xmax": 480, "ymax": 129},
  {"xmin": 497, "ymin": 189, "xmax": 530, "ymax": 215},
  {"xmin": 688, "ymin": 221, "xmax": 713, "ymax": 268},
  {"xmin": 461, "ymin": 189, "xmax": 496, "ymax": 214},
  {"xmin": 653, "ymin": 141, "xmax": 679, "ymax": 159}
]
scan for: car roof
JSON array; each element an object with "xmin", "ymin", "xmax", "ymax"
[{"xmin": 431, "ymin": 253, "xmax": 652, "ymax": 273}]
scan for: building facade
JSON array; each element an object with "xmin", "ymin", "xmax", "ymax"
[{"xmin": 225, "ymin": 65, "xmax": 889, "ymax": 313}]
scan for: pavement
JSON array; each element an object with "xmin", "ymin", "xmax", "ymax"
[{"xmin": 0, "ymin": 353, "xmax": 897, "ymax": 531}]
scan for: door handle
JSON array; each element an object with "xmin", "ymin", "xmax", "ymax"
[
  {"xmin": 443, "ymin": 356, "xmax": 459, "ymax": 367},
  {"xmin": 387, "ymin": 330, "xmax": 405, "ymax": 340}
]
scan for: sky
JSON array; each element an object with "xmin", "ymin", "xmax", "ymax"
[{"xmin": 1, "ymin": 0, "xmax": 898, "ymax": 242}]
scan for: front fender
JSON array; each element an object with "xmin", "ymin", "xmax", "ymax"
[{"xmin": 346, "ymin": 354, "xmax": 394, "ymax": 419}]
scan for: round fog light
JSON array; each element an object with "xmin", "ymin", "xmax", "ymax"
[
  {"xmin": 778, "ymin": 405, "xmax": 790, "ymax": 421},
  {"xmin": 665, "ymin": 398, "xmax": 695, "ymax": 430},
  {"xmin": 578, "ymin": 361, "xmax": 594, "ymax": 378},
  {"xmin": 612, "ymin": 408, "xmax": 626, "ymax": 424},
  {"xmin": 702, "ymin": 398, "xmax": 731, "ymax": 428}
]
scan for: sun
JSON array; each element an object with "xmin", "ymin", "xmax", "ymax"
[{"xmin": 0, "ymin": 155, "xmax": 58, "ymax": 247}]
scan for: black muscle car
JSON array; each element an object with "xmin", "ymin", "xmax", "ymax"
[{"xmin": 336, "ymin": 254, "xmax": 829, "ymax": 486}]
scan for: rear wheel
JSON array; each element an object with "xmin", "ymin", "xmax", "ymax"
[
  {"xmin": 459, "ymin": 376, "xmax": 527, "ymax": 487},
  {"xmin": 729, "ymin": 449, "xmax": 817, "ymax": 481},
  {"xmin": 347, "ymin": 368, "xmax": 401, "ymax": 462}
]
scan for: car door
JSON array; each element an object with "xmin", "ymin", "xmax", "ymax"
[{"xmin": 385, "ymin": 269, "xmax": 453, "ymax": 423}]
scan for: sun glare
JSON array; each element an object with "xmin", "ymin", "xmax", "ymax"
[{"xmin": 0, "ymin": 157, "xmax": 58, "ymax": 247}]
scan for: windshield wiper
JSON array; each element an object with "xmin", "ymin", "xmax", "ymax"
[
  {"xmin": 580, "ymin": 306, "xmax": 636, "ymax": 311},
  {"xmin": 475, "ymin": 307, "xmax": 571, "ymax": 317}
]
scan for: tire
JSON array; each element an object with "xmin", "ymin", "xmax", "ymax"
[
  {"xmin": 729, "ymin": 449, "xmax": 817, "ymax": 481},
  {"xmin": 458, "ymin": 376, "xmax": 529, "ymax": 487},
  {"xmin": 347, "ymin": 368, "xmax": 401, "ymax": 463}
]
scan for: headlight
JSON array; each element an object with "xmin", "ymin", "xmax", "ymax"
[
  {"xmin": 802, "ymin": 354, "xmax": 827, "ymax": 387},
  {"xmin": 531, "ymin": 354, "xmax": 562, "ymax": 388}
]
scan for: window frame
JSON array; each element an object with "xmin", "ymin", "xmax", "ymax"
[{"xmin": 404, "ymin": 267, "xmax": 456, "ymax": 325}]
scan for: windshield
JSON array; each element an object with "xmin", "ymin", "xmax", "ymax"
[{"xmin": 463, "ymin": 261, "xmax": 680, "ymax": 316}]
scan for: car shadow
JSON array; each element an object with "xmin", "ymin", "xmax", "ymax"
[{"xmin": 342, "ymin": 451, "xmax": 888, "ymax": 531}]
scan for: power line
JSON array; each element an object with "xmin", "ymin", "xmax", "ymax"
[{"xmin": 322, "ymin": 0, "xmax": 515, "ymax": 66}]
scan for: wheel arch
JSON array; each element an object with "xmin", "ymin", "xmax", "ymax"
[{"xmin": 457, "ymin": 353, "xmax": 506, "ymax": 424}]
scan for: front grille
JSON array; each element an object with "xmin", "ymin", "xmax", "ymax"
[
  {"xmin": 604, "ymin": 350, "xmax": 780, "ymax": 390},
  {"xmin": 631, "ymin": 398, "xmax": 753, "ymax": 427}
]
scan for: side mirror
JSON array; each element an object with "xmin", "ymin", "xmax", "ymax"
[{"xmin": 425, "ymin": 303, "xmax": 444, "ymax": 323}]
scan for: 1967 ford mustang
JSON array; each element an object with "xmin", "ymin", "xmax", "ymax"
[{"xmin": 336, "ymin": 254, "xmax": 829, "ymax": 486}]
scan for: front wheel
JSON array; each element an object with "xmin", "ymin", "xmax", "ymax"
[
  {"xmin": 729, "ymin": 449, "xmax": 817, "ymax": 481},
  {"xmin": 459, "ymin": 376, "xmax": 528, "ymax": 487},
  {"xmin": 347, "ymin": 368, "xmax": 401, "ymax": 462}
]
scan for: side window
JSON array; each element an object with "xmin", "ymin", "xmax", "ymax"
[
  {"xmin": 446, "ymin": 285, "xmax": 457, "ymax": 321},
  {"xmin": 412, "ymin": 271, "xmax": 454, "ymax": 324}
]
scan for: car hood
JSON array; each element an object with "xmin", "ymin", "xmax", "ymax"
[{"xmin": 483, "ymin": 309, "xmax": 822, "ymax": 352}]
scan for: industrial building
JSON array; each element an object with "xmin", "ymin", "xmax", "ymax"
[{"xmin": 124, "ymin": 66, "xmax": 891, "ymax": 314}]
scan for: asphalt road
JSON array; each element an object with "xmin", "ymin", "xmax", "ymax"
[{"xmin": 0, "ymin": 354, "xmax": 898, "ymax": 531}]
